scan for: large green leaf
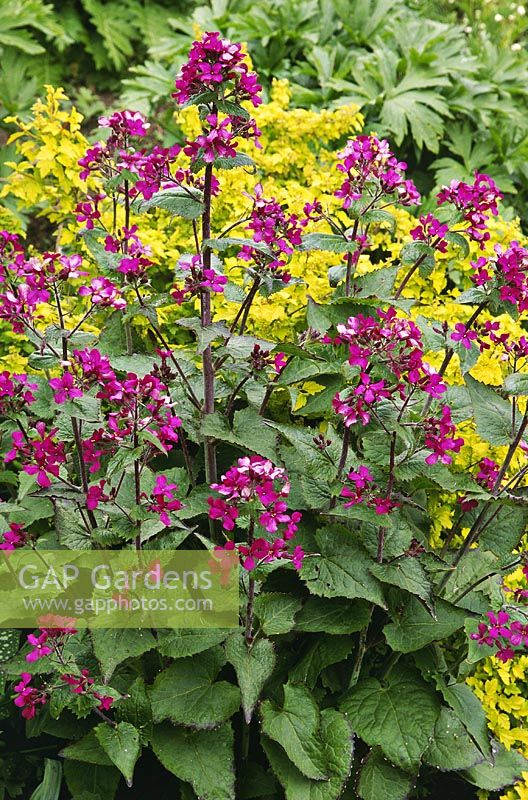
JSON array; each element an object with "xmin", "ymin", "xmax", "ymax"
[
  {"xmin": 424, "ymin": 707, "xmax": 483, "ymax": 771},
  {"xmin": 63, "ymin": 762, "xmax": 119, "ymax": 800},
  {"xmin": 91, "ymin": 629, "xmax": 156, "ymax": 681},
  {"xmin": 140, "ymin": 187, "xmax": 204, "ymax": 219},
  {"xmin": 152, "ymin": 722, "xmax": 235, "ymax": 800},
  {"xmin": 358, "ymin": 747, "xmax": 415, "ymax": 800},
  {"xmin": 463, "ymin": 741, "xmax": 528, "ymax": 791},
  {"xmin": 116, "ymin": 676, "xmax": 152, "ymax": 744},
  {"xmin": 383, "ymin": 597, "xmax": 469, "ymax": 653},
  {"xmin": 95, "ymin": 722, "xmax": 141, "ymax": 787},
  {"xmin": 340, "ymin": 664, "xmax": 440, "ymax": 771},
  {"xmin": 60, "ymin": 731, "xmax": 113, "ymax": 766},
  {"xmin": 150, "ymin": 646, "xmax": 240, "ymax": 728},
  {"xmin": 289, "ymin": 635, "xmax": 354, "ymax": 688},
  {"xmin": 465, "ymin": 375, "xmax": 516, "ymax": 446},
  {"xmin": 295, "ymin": 597, "xmax": 372, "ymax": 634},
  {"xmin": 225, "ymin": 633, "xmax": 275, "ymax": 723},
  {"xmin": 263, "ymin": 709, "xmax": 353, "ymax": 800},
  {"xmin": 254, "ymin": 592, "xmax": 303, "ymax": 635},
  {"xmin": 370, "ymin": 558, "xmax": 434, "ymax": 614},
  {"xmin": 301, "ymin": 528, "xmax": 386, "ymax": 608},
  {"xmin": 261, "ymin": 683, "xmax": 329, "ymax": 780},
  {"xmin": 441, "ymin": 682, "xmax": 491, "ymax": 759},
  {"xmin": 156, "ymin": 629, "xmax": 229, "ymax": 659}
]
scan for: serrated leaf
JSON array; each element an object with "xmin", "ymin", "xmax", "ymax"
[
  {"xmin": 150, "ymin": 646, "xmax": 240, "ymax": 729},
  {"xmin": 263, "ymin": 709, "xmax": 353, "ymax": 800},
  {"xmin": 225, "ymin": 633, "xmax": 275, "ymax": 723},
  {"xmin": 63, "ymin": 762, "xmax": 119, "ymax": 800},
  {"xmin": 340, "ymin": 664, "xmax": 439, "ymax": 771},
  {"xmin": 91, "ymin": 629, "xmax": 156, "ymax": 681},
  {"xmin": 140, "ymin": 187, "xmax": 204, "ymax": 219},
  {"xmin": 383, "ymin": 596, "xmax": 469, "ymax": 653},
  {"xmin": 358, "ymin": 747, "xmax": 415, "ymax": 800},
  {"xmin": 463, "ymin": 740, "xmax": 528, "ymax": 791},
  {"xmin": 156, "ymin": 629, "xmax": 229, "ymax": 659},
  {"xmin": 300, "ymin": 528, "xmax": 386, "ymax": 608},
  {"xmin": 465, "ymin": 375, "xmax": 516, "ymax": 446},
  {"xmin": 254, "ymin": 592, "xmax": 303, "ymax": 635},
  {"xmin": 289, "ymin": 635, "xmax": 354, "ymax": 688},
  {"xmin": 95, "ymin": 722, "xmax": 140, "ymax": 787},
  {"xmin": 424, "ymin": 707, "xmax": 483, "ymax": 771},
  {"xmin": 261, "ymin": 684, "xmax": 329, "ymax": 780},
  {"xmin": 116, "ymin": 677, "xmax": 152, "ymax": 744},
  {"xmin": 441, "ymin": 682, "xmax": 491, "ymax": 759},
  {"xmin": 60, "ymin": 731, "xmax": 113, "ymax": 766},
  {"xmin": 295, "ymin": 597, "xmax": 372, "ymax": 634},
  {"xmin": 504, "ymin": 372, "xmax": 528, "ymax": 396},
  {"xmin": 370, "ymin": 558, "xmax": 434, "ymax": 614},
  {"xmin": 152, "ymin": 722, "xmax": 235, "ymax": 800},
  {"xmin": 299, "ymin": 233, "xmax": 358, "ymax": 254}
]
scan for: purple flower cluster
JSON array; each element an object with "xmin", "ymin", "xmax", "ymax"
[
  {"xmin": 173, "ymin": 32, "xmax": 262, "ymax": 107},
  {"xmin": 335, "ymin": 135, "xmax": 420, "ymax": 210},
  {"xmin": 471, "ymin": 610, "xmax": 528, "ymax": 662},
  {"xmin": 171, "ymin": 253, "xmax": 227, "ymax": 304},
  {"xmin": 437, "ymin": 172, "xmax": 502, "ymax": 247},
  {"xmin": 208, "ymin": 456, "xmax": 303, "ymax": 571}
]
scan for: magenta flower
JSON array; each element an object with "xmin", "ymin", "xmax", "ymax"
[
  {"xmin": 48, "ymin": 372, "xmax": 83, "ymax": 404},
  {"xmin": 0, "ymin": 523, "xmax": 26, "ymax": 550},
  {"xmin": 26, "ymin": 631, "xmax": 53, "ymax": 663},
  {"xmin": 14, "ymin": 673, "xmax": 47, "ymax": 719},
  {"xmin": 450, "ymin": 323, "xmax": 478, "ymax": 350},
  {"xmin": 146, "ymin": 475, "xmax": 183, "ymax": 526},
  {"xmin": 79, "ymin": 277, "xmax": 126, "ymax": 309}
]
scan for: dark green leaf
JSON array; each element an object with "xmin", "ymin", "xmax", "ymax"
[{"xmin": 225, "ymin": 633, "xmax": 275, "ymax": 723}]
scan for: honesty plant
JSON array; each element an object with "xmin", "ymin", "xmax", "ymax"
[{"xmin": 1, "ymin": 29, "xmax": 528, "ymax": 800}]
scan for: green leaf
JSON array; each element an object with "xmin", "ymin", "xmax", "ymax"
[
  {"xmin": 351, "ymin": 266, "xmax": 400, "ymax": 300},
  {"xmin": 91, "ymin": 629, "xmax": 156, "ymax": 681},
  {"xmin": 340, "ymin": 664, "xmax": 440, "ymax": 771},
  {"xmin": 254, "ymin": 592, "xmax": 303, "ymax": 635},
  {"xmin": 465, "ymin": 375, "xmax": 516, "ymax": 446},
  {"xmin": 60, "ymin": 731, "xmax": 113, "ymax": 766},
  {"xmin": 63, "ymin": 762, "xmax": 119, "ymax": 800},
  {"xmin": 300, "ymin": 528, "xmax": 387, "ymax": 608},
  {"xmin": 140, "ymin": 187, "xmax": 204, "ymax": 219},
  {"xmin": 295, "ymin": 597, "xmax": 372, "ymax": 634},
  {"xmin": 289, "ymin": 635, "xmax": 354, "ymax": 688},
  {"xmin": 299, "ymin": 233, "xmax": 358, "ymax": 254},
  {"xmin": 445, "ymin": 231, "xmax": 470, "ymax": 258},
  {"xmin": 441, "ymin": 683, "xmax": 492, "ymax": 759},
  {"xmin": 400, "ymin": 241, "xmax": 435, "ymax": 276},
  {"xmin": 116, "ymin": 677, "xmax": 152, "ymax": 744},
  {"xmin": 383, "ymin": 596, "xmax": 469, "ymax": 653},
  {"xmin": 156, "ymin": 629, "xmax": 229, "ymax": 659},
  {"xmin": 95, "ymin": 722, "xmax": 140, "ymax": 787},
  {"xmin": 358, "ymin": 747, "xmax": 415, "ymax": 800},
  {"xmin": 261, "ymin": 684, "xmax": 330, "ymax": 780},
  {"xmin": 424, "ymin": 707, "xmax": 483, "ymax": 771},
  {"xmin": 225, "ymin": 633, "xmax": 275, "ymax": 723},
  {"xmin": 263, "ymin": 709, "xmax": 353, "ymax": 800},
  {"xmin": 54, "ymin": 504, "xmax": 91, "ymax": 549},
  {"xmin": 504, "ymin": 372, "xmax": 528, "ymax": 396},
  {"xmin": 463, "ymin": 741, "xmax": 528, "ymax": 791},
  {"xmin": 29, "ymin": 759, "xmax": 62, "ymax": 800},
  {"xmin": 150, "ymin": 646, "xmax": 240, "ymax": 729},
  {"xmin": 479, "ymin": 504, "xmax": 528, "ymax": 558},
  {"xmin": 152, "ymin": 722, "xmax": 235, "ymax": 800},
  {"xmin": 370, "ymin": 558, "xmax": 434, "ymax": 614}
]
